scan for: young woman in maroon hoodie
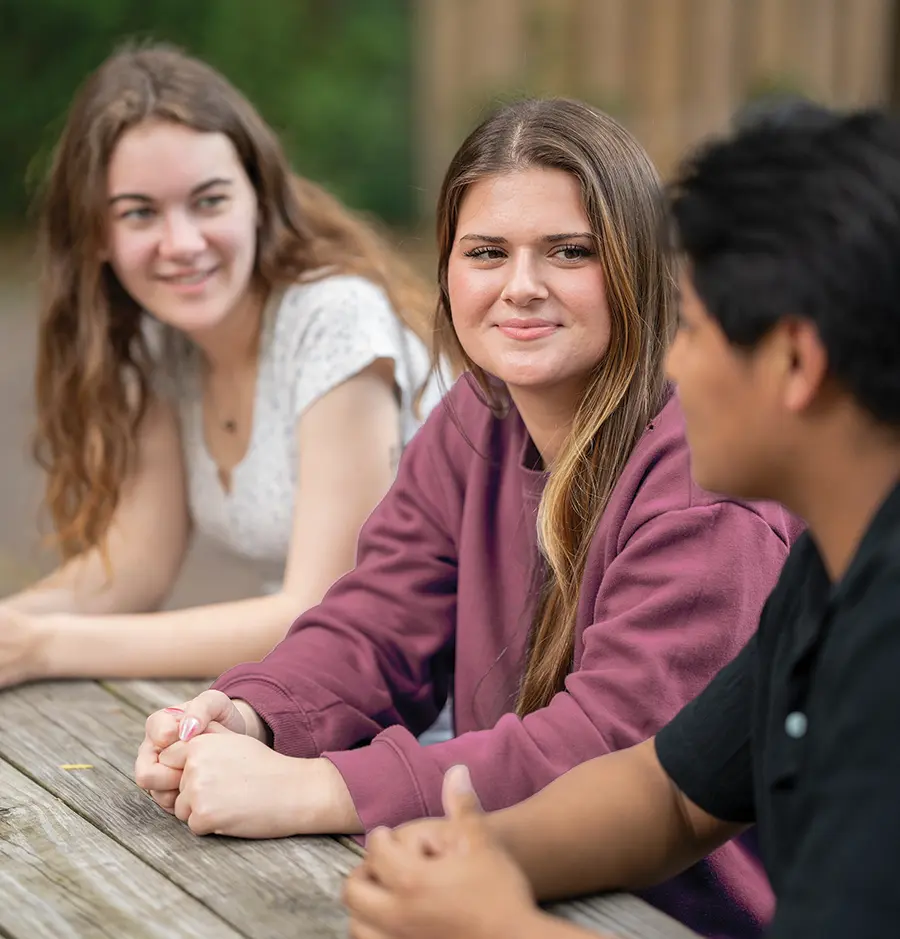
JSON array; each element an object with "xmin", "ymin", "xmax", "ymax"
[{"xmin": 135, "ymin": 98, "xmax": 800, "ymax": 938}]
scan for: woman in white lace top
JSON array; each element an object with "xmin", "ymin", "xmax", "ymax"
[{"xmin": 0, "ymin": 44, "xmax": 443, "ymax": 687}]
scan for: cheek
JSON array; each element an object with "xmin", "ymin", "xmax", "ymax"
[
  {"xmin": 565, "ymin": 270, "xmax": 611, "ymax": 352},
  {"xmin": 108, "ymin": 229, "xmax": 154, "ymax": 284},
  {"xmin": 447, "ymin": 263, "xmax": 497, "ymax": 328},
  {"xmin": 209, "ymin": 213, "xmax": 258, "ymax": 262}
]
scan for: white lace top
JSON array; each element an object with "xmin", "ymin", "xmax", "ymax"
[{"xmin": 148, "ymin": 274, "xmax": 440, "ymax": 575}]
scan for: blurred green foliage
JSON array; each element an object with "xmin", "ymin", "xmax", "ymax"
[{"xmin": 0, "ymin": 0, "xmax": 415, "ymax": 226}]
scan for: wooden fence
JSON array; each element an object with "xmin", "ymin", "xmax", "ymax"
[{"xmin": 413, "ymin": 0, "xmax": 895, "ymax": 212}]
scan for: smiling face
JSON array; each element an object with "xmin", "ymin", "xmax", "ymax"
[
  {"xmin": 105, "ymin": 120, "xmax": 260, "ymax": 336},
  {"xmin": 446, "ymin": 168, "xmax": 610, "ymax": 399}
]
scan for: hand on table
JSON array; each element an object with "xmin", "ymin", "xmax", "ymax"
[
  {"xmin": 343, "ymin": 765, "xmax": 541, "ymax": 939},
  {"xmin": 134, "ymin": 689, "xmax": 360, "ymax": 836}
]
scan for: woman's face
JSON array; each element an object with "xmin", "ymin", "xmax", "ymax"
[
  {"xmin": 447, "ymin": 167, "xmax": 611, "ymax": 397},
  {"xmin": 105, "ymin": 120, "xmax": 259, "ymax": 336}
]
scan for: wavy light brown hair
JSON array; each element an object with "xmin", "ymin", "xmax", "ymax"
[
  {"xmin": 35, "ymin": 42, "xmax": 433, "ymax": 560},
  {"xmin": 433, "ymin": 99, "xmax": 675, "ymax": 715}
]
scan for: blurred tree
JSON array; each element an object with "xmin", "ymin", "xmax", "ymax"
[{"xmin": 0, "ymin": 0, "xmax": 414, "ymax": 226}]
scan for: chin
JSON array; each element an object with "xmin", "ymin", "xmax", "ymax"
[
  {"xmin": 692, "ymin": 462, "xmax": 763, "ymax": 501},
  {"xmin": 687, "ymin": 455, "xmax": 729, "ymax": 498},
  {"xmin": 154, "ymin": 303, "xmax": 233, "ymax": 334}
]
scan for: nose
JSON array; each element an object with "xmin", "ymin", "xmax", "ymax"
[
  {"xmin": 159, "ymin": 210, "xmax": 205, "ymax": 259},
  {"xmin": 500, "ymin": 250, "xmax": 548, "ymax": 307}
]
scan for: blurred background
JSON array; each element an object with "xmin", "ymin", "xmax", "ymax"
[{"xmin": 0, "ymin": 0, "xmax": 895, "ymax": 602}]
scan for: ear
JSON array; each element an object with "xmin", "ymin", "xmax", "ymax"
[{"xmin": 781, "ymin": 319, "xmax": 828, "ymax": 414}]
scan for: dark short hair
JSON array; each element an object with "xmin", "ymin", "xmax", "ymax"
[{"xmin": 671, "ymin": 101, "xmax": 900, "ymax": 426}]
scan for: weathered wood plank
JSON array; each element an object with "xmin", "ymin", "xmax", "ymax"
[
  {"xmin": 59, "ymin": 681, "xmax": 697, "ymax": 936},
  {"xmin": 0, "ymin": 755, "xmax": 244, "ymax": 939},
  {"xmin": 101, "ymin": 679, "xmax": 210, "ymax": 716},
  {"xmin": 551, "ymin": 894, "xmax": 700, "ymax": 938},
  {"xmin": 0, "ymin": 681, "xmax": 357, "ymax": 939}
]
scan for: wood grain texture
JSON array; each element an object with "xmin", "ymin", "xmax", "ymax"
[
  {"xmin": 0, "ymin": 755, "xmax": 242, "ymax": 939},
  {"xmin": 2, "ymin": 679, "xmax": 698, "ymax": 937},
  {"xmin": 101, "ymin": 679, "xmax": 211, "ymax": 716},
  {"xmin": 0, "ymin": 681, "xmax": 356, "ymax": 939},
  {"xmin": 550, "ymin": 894, "xmax": 700, "ymax": 938},
  {"xmin": 101, "ymin": 680, "xmax": 698, "ymax": 936}
]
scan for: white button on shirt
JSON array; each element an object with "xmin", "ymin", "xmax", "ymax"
[{"xmin": 785, "ymin": 711, "xmax": 808, "ymax": 739}]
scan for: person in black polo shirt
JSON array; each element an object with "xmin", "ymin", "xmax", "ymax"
[{"xmin": 342, "ymin": 103, "xmax": 900, "ymax": 939}]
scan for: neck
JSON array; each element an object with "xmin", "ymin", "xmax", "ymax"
[
  {"xmin": 778, "ymin": 427, "xmax": 900, "ymax": 583},
  {"xmin": 507, "ymin": 382, "xmax": 582, "ymax": 468},
  {"xmin": 189, "ymin": 282, "xmax": 268, "ymax": 372}
]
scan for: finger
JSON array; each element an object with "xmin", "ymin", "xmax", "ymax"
[
  {"xmin": 158, "ymin": 740, "xmax": 188, "ymax": 770},
  {"xmin": 203, "ymin": 720, "xmax": 237, "ymax": 736},
  {"xmin": 134, "ymin": 737, "xmax": 161, "ymax": 789},
  {"xmin": 134, "ymin": 742, "xmax": 183, "ymax": 792},
  {"xmin": 187, "ymin": 809, "xmax": 214, "ymax": 837},
  {"xmin": 393, "ymin": 818, "xmax": 455, "ymax": 858},
  {"xmin": 441, "ymin": 764, "xmax": 483, "ymax": 820},
  {"xmin": 144, "ymin": 706, "xmax": 189, "ymax": 749},
  {"xmin": 174, "ymin": 789, "xmax": 192, "ymax": 824},
  {"xmin": 149, "ymin": 788, "xmax": 178, "ymax": 813},
  {"xmin": 178, "ymin": 690, "xmax": 243, "ymax": 741},
  {"xmin": 343, "ymin": 867, "xmax": 401, "ymax": 933},
  {"xmin": 363, "ymin": 827, "xmax": 422, "ymax": 892}
]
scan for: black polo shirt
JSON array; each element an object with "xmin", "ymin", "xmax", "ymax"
[{"xmin": 655, "ymin": 480, "xmax": 900, "ymax": 938}]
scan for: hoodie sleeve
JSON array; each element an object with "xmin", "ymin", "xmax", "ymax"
[
  {"xmin": 211, "ymin": 392, "xmax": 466, "ymax": 755},
  {"xmin": 324, "ymin": 501, "xmax": 788, "ymax": 831}
]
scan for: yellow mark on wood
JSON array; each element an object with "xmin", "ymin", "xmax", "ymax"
[{"xmin": 59, "ymin": 764, "xmax": 94, "ymax": 771}]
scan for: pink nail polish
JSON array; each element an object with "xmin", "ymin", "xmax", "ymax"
[
  {"xmin": 179, "ymin": 717, "xmax": 200, "ymax": 741},
  {"xmin": 164, "ymin": 707, "xmax": 184, "ymax": 714}
]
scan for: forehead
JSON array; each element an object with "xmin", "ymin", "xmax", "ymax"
[
  {"xmin": 107, "ymin": 121, "xmax": 243, "ymax": 196},
  {"xmin": 456, "ymin": 167, "xmax": 588, "ymax": 235}
]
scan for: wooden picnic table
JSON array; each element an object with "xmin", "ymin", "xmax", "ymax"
[{"xmin": 0, "ymin": 678, "xmax": 699, "ymax": 938}]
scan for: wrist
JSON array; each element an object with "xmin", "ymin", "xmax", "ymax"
[
  {"xmin": 296, "ymin": 758, "xmax": 363, "ymax": 835},
  {"xmin": 30, "ymin": 612, "xmax": 62, "ymax": 680},
  {"xmin": 232, "ymin": 699, "xmax": 271, "ymax": 743}
]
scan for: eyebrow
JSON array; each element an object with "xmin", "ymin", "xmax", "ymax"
[
  {"xmin": 458, "ymin": 231, "xmax": 594, "ymax": 244},
  {"xmin": 108, "ymin": 177, "xmax": 233, "ymax": 205}
]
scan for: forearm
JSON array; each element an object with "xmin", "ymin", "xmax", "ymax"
[
  {"xmin": 3, "ymin": 583, "xmax": 84, "ymax": 615},
  {"xmin": 40, "ymin": 591, "xmax": 309, "ymax": 680},
  {"xmin": 489, "ymin": 740, "xmax": 738, "ymax": 902},
  {"xmin": 3, "ymin": 549, "xmax": 177, "ymax": 617}
]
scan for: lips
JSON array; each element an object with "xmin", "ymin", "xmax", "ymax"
[
  {"xmin": 496, "ymin": 318, "xmax": 560, "ymax": 341},
  {"xmin": 158, "ymin": 266, "xmax": 218, "ymax": 285}
]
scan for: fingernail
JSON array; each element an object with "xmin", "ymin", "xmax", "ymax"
[
  {"xmin": 179, "ymin": 717, "xmax": 200, "ymax": 741},
  {"xmin": 447, "ymin": 764, "xmax": 473, "ymax": 793},
  {"xmin": 164, "ymin": 707, "xmax": 184, "ymax": 714}
]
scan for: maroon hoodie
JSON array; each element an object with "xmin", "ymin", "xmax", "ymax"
[{"xmin": 214, "ymin": 376, "xmax": 801, "ymax": 938}]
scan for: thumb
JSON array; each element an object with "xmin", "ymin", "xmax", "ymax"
[
  {"xmin": 204, "ymin": 720, "xmax": 238, "ymax": 735},
  {"xmin": 441, "ymin": 764, "xmax": 482, "ymax": 821},
  {"xmin": 178, "ymin": 690, "xmax": 244, "ymax": 741}
]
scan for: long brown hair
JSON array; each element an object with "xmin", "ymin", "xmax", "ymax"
[
  {"xmin": 432, "ymin": 99, "xmax": 675, "ymax": 715},
  {"xmin": 35, "ymin": 42, "xmax": 432, "ymax": 560}
]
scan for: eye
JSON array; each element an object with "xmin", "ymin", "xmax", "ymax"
[
  {"xmin": 196, "ymin": 194, "xmax": 228, "ymax": 211},
  {"xmin": 550, "ymin": 243, "xmax": 594, "ymax": 261},
  {"xmin": 119, "ymin": 206, "xmax": 155, "ymax": 222},
  {"xmin": 462, "ymin": 245, "xmax": 506, "ymax": 261}
]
